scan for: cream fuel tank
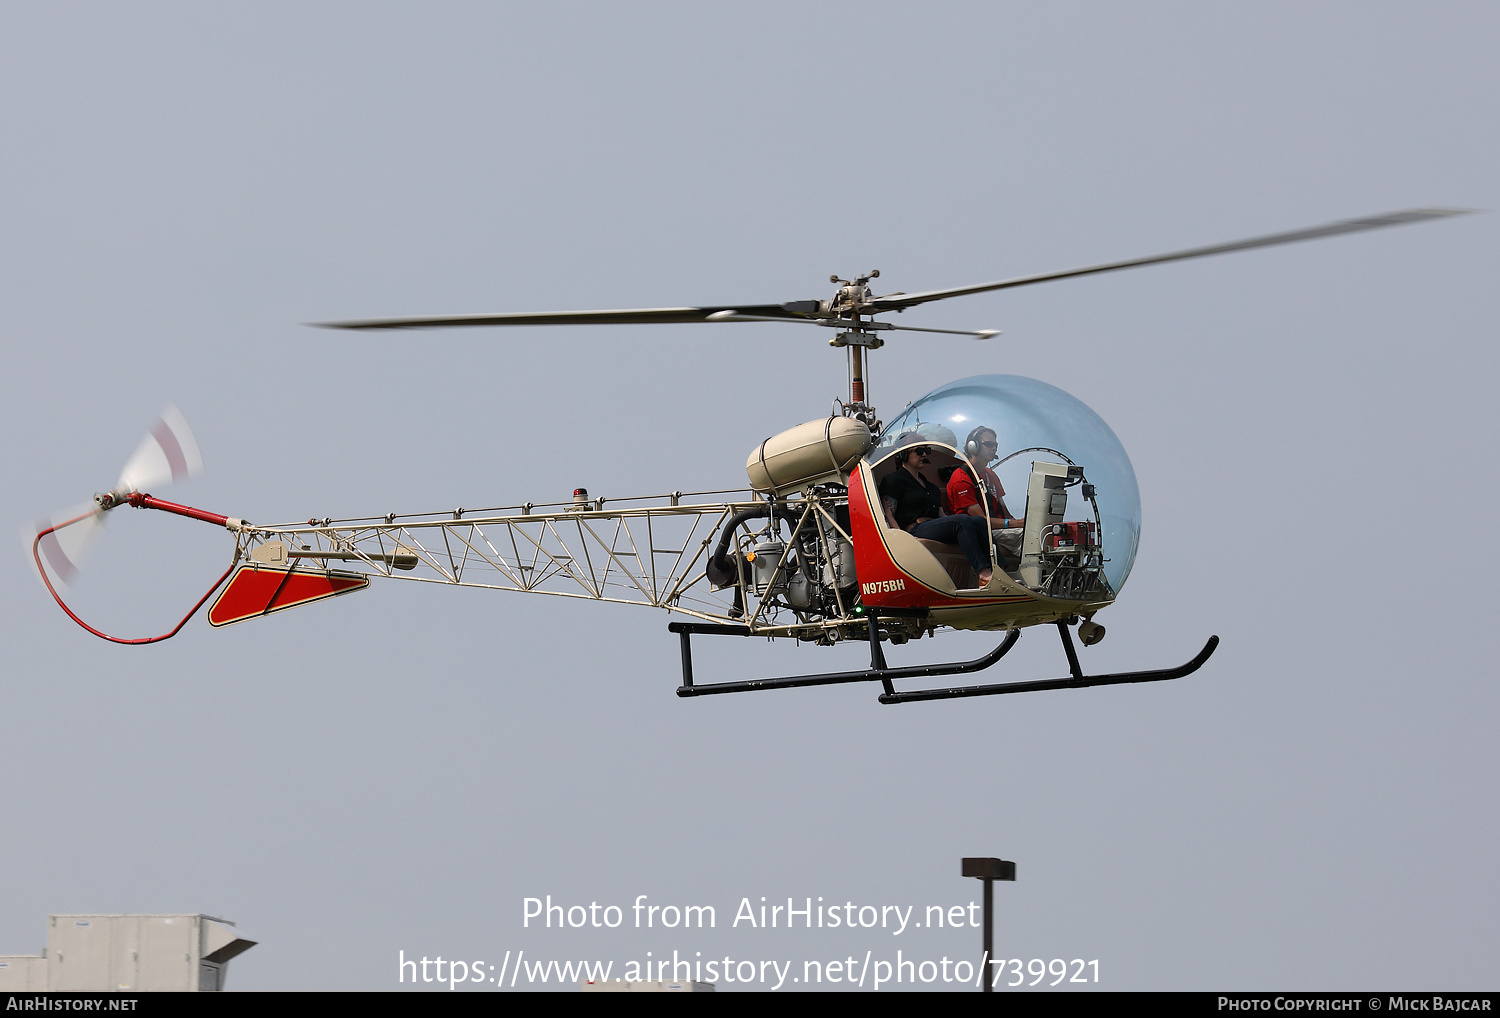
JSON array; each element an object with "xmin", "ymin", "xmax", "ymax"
[{"xmin": 745, "ymin": 416, "xmax": 873, "ymax": 494}]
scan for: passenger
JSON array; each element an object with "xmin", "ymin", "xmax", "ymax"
[
  {"xmin": 948, "ymin": 426, "xmax": 1023, "ymax": 568},
  {"xmin": 878, "ymin": 439, "xmax": 993, "ymax": 588}
]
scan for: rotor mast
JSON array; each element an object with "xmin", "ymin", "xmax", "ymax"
[{"xmin": 827, "ymin": 270, "xmax": 886, "ymax": 431}]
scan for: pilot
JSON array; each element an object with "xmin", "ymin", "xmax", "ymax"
[
  {"xmin": 878, "ymin": 437, "xmax": 993, "ymax": 588},
  {"xmin": 948, "ymin": 426, "xmax": 1023, "ymax": 568}
]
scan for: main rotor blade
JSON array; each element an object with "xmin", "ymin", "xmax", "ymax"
[
  {"xmin": 319, "ymin": 208, "xmax": 1473, "ymax": 332},
  {"xmin": 317, "ymin": 302, "xmax": 822, "ymax": 331},
  {"xmin": 868, "ymin": 208, "xmax": 1475, "ymax": 312}
]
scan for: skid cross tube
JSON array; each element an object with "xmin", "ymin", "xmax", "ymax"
[
  {"xmin": 672, "ymin": 611, "xmax": 1022, "ymax": 698},
  {"xmin": 877, "ymin": 621, "xmax": 1218, "ymax": 704}
]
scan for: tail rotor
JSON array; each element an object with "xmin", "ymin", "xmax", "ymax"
[{"xmin": 29, "ymin": 406, "xmax": 205, "ymax": 591}]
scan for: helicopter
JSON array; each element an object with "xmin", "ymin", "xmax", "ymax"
[{"xmin": 30, "ymin": 208, "xmax": 1469, "ymax": 704}]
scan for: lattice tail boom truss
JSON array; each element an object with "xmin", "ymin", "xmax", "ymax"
[{"xmin": 233, "ymin": 484, "xmax": 860, "ymax": 631}]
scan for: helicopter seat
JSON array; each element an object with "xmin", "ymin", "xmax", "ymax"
[{"xmin": 916, "ymin": 538, "xmax": 976, "ymax": 590}]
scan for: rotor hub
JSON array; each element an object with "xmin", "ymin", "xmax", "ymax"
[{"xmin": 829, "ymin": 269, "xmax": 880, "ymax": 315}]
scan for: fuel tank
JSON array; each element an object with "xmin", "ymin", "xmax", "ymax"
[{"xmin": 746, "ymin": 417, "xmax": 873, "ymax": 495}]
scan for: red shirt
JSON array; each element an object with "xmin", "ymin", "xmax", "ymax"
[{"xmin": 947, "ymin": 464, "xmax": 1005, "ymax": 518}]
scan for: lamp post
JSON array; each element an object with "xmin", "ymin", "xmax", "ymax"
[{"xmin": 962, "ymin": 856, "xmax": 1015, "ymax": 992}]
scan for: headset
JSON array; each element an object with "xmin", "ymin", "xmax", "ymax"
[{"xmin": 964, "ymin": 426, "xmax": 998, "ymax": 465}]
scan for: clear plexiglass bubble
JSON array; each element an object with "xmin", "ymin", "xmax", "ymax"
[{"xmin": 873, "ymin": 374, "xmax": 1141, "ymax": 595}]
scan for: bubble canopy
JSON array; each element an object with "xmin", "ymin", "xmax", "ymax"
[{"xmin": 872, "ymin": 374, "xmax": 1141, "ymax": 595}]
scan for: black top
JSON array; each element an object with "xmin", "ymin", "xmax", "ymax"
[{"xmin": 878, "ymin": 467, "xmax": 943, "ymax": 530}]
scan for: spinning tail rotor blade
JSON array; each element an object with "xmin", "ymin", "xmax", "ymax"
[
  {"xmin": 28, "ymin": 407, "xmax": 204, "ymax": 590},
  {"xmin": 29, "ymin": 504, "xmax": 106, "ymax": 589},
  {"xmin": 118, "ymin": 405, "xmax": 203, "ymax": 493}
]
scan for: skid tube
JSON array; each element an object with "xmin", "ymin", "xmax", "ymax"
[{"xmin": 671, "ymin": 614, "xmax": 1217, "ymax": 704}]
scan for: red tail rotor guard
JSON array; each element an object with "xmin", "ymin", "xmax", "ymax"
[{"xmin": 33, "ymin": 493, "xmax": 240, "ymax": 645}]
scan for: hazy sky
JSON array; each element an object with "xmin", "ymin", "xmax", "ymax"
[{"xmin": 2, "ymin": 2, "xmax": 1495, "ymax": 991}]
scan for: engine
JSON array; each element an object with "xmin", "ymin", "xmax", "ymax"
[{"xmin": 705, "ymin": 491, "xmax": 858, "ymax": 623}]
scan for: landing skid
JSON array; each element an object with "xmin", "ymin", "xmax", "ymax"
[{"xmin": 671, "ymin": 615, "xmax": 1218, "ymax": 704}]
